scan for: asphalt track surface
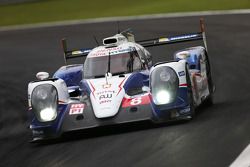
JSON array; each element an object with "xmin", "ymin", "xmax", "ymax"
[{"xmin": 0, "ymin": 14, "xmax": 250, "ymax": 167}]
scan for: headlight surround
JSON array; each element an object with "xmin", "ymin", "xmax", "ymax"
[
  {"xmin": 31, "ymin": 84, "xmax": 58, "ymax": 122},
  {"xmin": 151, "ymin": 66, "xmax": 179, "ymax": 105}
]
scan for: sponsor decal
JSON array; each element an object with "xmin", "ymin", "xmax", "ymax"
[
  {"xmin": 72, "ymin": 50, "xmax": 83, "ymax": 55},
  {"xmin": 89, "ymin": 47, "xmax": 132, "ymax": 57},
  {"xmin": 100, "ymin": 100, "xmax": 112, "ymax": 104},
  {"xmin": 178, "ymin": 71, "xmax": 185, "ymax": 77},
  {"xmin": 122, "ymin": 94, "xmax": 150, "ymax": 107},
  {"xmin": 102, "ymin": 83, "xmax": 112, "ymax": 89},
  {"xmin": 169, "ymin": 34, "xmax": 198, "ymax": 41},
  {"xmin": 69, "ymin": 104, "xmax": 85, "ymax": 115},
  {"xmin": 99, "ymin": 93, "xmax": 112, "ymax": 100},
  {"xmin": 159, "ymin": 38, "xmax": 169, "ymax": 42},
  {"xmin": 99, "ymin": 93, "xmax": 112, "ymax": 104},
  {"xmin": 179, "ymin": 107, "xmax": 190, "ymax": 114},
  {"xmin": 96, "ymin": 90, "xmax": 115, "ymax": 95},
  {"xmin": 72, "ymin": 49, "xmax": 91, "ymax": 55},
  {"xmin": 96, "ymin": 90, "xmax": 115, "ymax": 104}
]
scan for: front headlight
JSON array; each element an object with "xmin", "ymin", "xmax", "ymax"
[
  {"xmin": 155, "ymin": 90, "xmax": 170, "ymax": 105},
  {"xmin": 40, "ymin": 108, "xmax": 57, "ymax": 122},
  {"xmin": 159, "ymin": 70, "xmax": 171, "ymax": 82},
  {"xmin": 151, "ymin": 66, "xmax": 179, "ymax": 105},
  {"xmin": 31, "ymin": 84, "xmax": 58, "ymax": 122}
]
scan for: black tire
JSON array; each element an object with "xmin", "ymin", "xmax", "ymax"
[
  {"xmin": 204, "ymin": 95, "xmax": 213, "ymax": 106},
  {"xmin": 203, "ymin": 81, "xmax": 214, "ymax": 107},
  {"xmin": 204, "ymin": 51, "xmax": 214, "ymax": 106}
]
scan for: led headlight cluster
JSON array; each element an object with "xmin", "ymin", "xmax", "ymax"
[
  {"xmin": 155, "ymin": 90, "xmax": 171, "ymax": 104},
  {"xmin": 31, "ymin": 84, "xmax": 58, "ymax": 122},
  {"xmin": 151, "ymin": 66, "xmax": 179, "ymax": 105}
]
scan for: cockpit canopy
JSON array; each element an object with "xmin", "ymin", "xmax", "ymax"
[{"xmin": 83, "ymin": 48, "xmax": 142, "ymax": 79}]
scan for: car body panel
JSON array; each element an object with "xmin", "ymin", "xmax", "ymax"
[{"xmin": 27, "ymin": 20, "xmax": 214, "ymax": 141}]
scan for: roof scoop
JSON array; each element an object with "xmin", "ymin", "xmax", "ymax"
[
  {"xmin": 36, "ymin": 72, "xmax": 49, "ymax": 80},
  {"xmin": 103, "ymin": 34, "xmax": 128, "ymax": 46}
]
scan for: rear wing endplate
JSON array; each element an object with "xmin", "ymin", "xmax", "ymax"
[{"xmin": 61, "ymin": 38, "xmax": 92, "ymax": 64}]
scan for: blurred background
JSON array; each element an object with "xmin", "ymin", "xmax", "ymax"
[{"xmin": 0, "ymin": 0, "xmax": 250, "ymax": 26}]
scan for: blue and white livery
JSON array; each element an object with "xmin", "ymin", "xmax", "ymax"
[{"xmin": 27, "ymin": 19, "xmax": 214, "ymax": 142}]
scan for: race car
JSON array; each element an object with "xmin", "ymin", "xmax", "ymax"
[{"xmin": 27, "ymin": 18, "xmax": 215, "ymax": 142}]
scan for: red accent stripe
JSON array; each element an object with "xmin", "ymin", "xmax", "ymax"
[
  {"xmin": 195, "ymin": 73, "xmax": 201, "ymax": 77},
  {"xmin": 179, "ymin": 83, "xmax": 188, "ymax": 87},
  {"xmin": 116, "ymin": 77, "xmax": 127, "ymax": 96},
  {"xmin": 89, "ymin": 81, "xmax": 96, "ymax": 99},
  {"xmin": 58, "ymin": 100, "xmax": 67, "ymax": 104}
]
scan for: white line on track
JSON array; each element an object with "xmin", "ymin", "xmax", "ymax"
[
  {"xmin": 0, "ymin": 9, "xmax": 250, "ymax": 32},
  {"xmin": 230, "ymin": 144, "xmax": 250, "ymax": 167}
]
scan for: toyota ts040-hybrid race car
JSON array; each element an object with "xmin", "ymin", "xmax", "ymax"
[{"xmin": 27, "ymin": 19, "xmax": 215, "ymax": 142}]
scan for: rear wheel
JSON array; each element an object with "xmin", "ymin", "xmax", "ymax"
[
  {"xmin": 204, "ymin": 83, "xmax": 214, "ymax": 106},
  {"xmin": 204, "ymin": 51, "xmax": 214, "ymax": 106}
]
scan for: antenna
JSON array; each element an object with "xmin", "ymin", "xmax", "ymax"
[
  {"xmin": 117, "ymin": 21, "xmax": 120, "ymax": 34},
  {"xmin": 61, "ymin": 38, "xmax": 68, "ymax": 65},
  {"xmin": 93, "ymin": 35, "xmax": 100, "ymax": 46}
]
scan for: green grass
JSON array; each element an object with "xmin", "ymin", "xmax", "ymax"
[{"xmin": 0, "ymin": 0, "xmax": 249, "ymax": 26}]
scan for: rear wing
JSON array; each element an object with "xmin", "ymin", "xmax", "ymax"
[
  {"xmin": 61, "ymin": 18, "xmax": 207, "ymax": 64},
  {"xmin": 61, "ymin": 38, "xmax": 92, "ymax": 64},
  {"xmin": 137, "ymin": 18, "xmax": 208, "ymax": 50}
]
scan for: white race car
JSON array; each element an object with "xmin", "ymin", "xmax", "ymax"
[{"xmin": 27, "ymin": 19, "xmax": 214, "ymax": 142}]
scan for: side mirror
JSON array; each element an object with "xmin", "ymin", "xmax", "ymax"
[{"xmin": 142, "ymin": 86, "xmax": 150, "ymax": 92}]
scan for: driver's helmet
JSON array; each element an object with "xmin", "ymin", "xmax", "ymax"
[
  {"xmin": 133, "ymin": 55, "xmax": 141, "ymax": 70},
  {"xmin": 136, "ymin": 47, "xmax": 152, "ymax": 68},
  {"xmin": 126, "ymin": 49, "xmax": 142, "ymax": 72}
]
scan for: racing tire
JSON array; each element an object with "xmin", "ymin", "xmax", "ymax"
[
  {"xmin": 203, "ymin": 83, "xmax": 214, "ymax": 107},
  {"xmin": 204, "ymin": 51, "xmax": 214, "ymax": 107},
  {"xmin": 202, "ymin": 78, "xmax": 214, "ymax": 107}
]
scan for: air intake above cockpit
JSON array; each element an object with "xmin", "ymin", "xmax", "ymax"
[{"xmin": 103, "ymin": 34, "xmax": 128, "ymax": 46}]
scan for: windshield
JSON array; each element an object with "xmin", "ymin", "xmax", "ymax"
[{"xmin": 83, "ymin": 52, "xmax": 141, "ymax": 79}]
